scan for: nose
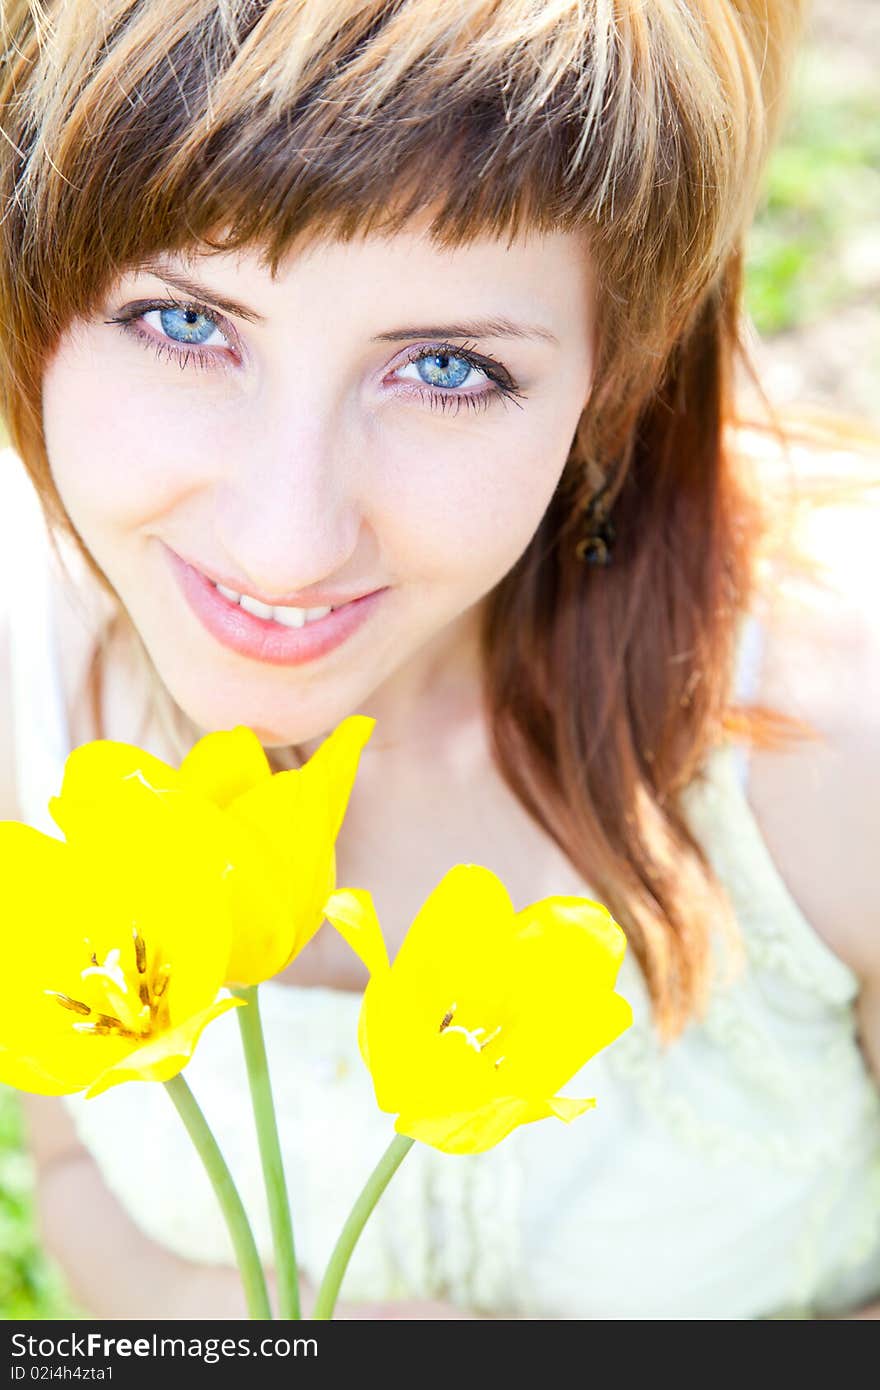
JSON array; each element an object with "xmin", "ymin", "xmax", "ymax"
[{"xmin": 216, "ymin": 420, "xmax": 365, "ymax": 601}]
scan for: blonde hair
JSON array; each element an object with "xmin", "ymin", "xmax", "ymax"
[{"xmin": 1, "ymin": 0, "xmax": 833, "ymax": 1039}]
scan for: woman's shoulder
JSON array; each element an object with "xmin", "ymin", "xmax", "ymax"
[
  {"xmin": 744, "ymin": 456, "xmax": 880, "ymax": 986},
  {"xmin": 0, "ymin": 446, "xmax": 97, "ymax": 818}
]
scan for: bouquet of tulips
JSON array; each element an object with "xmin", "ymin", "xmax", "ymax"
[{"xmin": 0, "ymin": 717, "xmax": 632, "ymax": 1319}]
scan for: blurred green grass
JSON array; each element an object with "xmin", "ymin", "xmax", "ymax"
[
  {"xmin": 0, "ymin": 1090, "xmax": 80, "ymax": 1318},
  {"xmin": 745, "ymin": 51, "xmax": 880, "ymax": 335},
  {"xmin": 2, "ymin": 29, "xmax": 878, "ymax": 1322}
]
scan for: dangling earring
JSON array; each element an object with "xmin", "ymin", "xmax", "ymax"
[{"xmin": 574, "ymin": 463, "xmax": 616, "ymax": 565}]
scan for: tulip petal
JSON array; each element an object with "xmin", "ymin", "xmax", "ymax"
[
  {"xmin": 0, "ymin": 1014, "xmax": 129, "ymax": 1097},
  {"xmin": 222, "ymin": 775, "xmax": 336, "ymax": 984},
  {"xmin": 50, "ymin": 776, "xmax": 236, "ymax": 1021},
  {"xmin": 362, "ymin": 979, "xmax": 498, "ymax": 1117},
  {"xmin": 493, "ymin": 970, "xmax": 633, "ymax": 1099},
  {"xmin": 217, "ymin": 815, "xmax": 306, "ymax": 985},
  {"xmin": 323, "ymin": 889, "xmax": 390, "ymax": 979},
  {"xmin": 223, "ymin": 716, "xmax": 373, "ymax": 981},
  {"xmin": 84, "ymin": 995, "xmax": 244, "ymax": 1098},
  {"xmin": 0, "ymin": 1050, "xmax": 81, "ymax": 1097},
  {"xmin": 49, "ymin": 741, "xmax": 179, "ymax": 836},
  {"xmin": 356, "ymin": 993, "xmax": 371, "ymax": 1070},
  {"xmin": 545, "ymin": 1094, "xmax": 597, "ymax": 1122},
  {"xmin": 395, "ymin": 1093, "xmax": 568, "ymax": 1155},
  {"xmin": 388, "ymin": 864, "xmax": 515, "ymax": 998},
  {"xmin": 515, "ymin": 896, "xmax": 627, "ymax": 993},
  {"xmin": 397, "ymin": 1090, "xmax": 598, "ymax": 1155},
  {"xmin": 292, "ymin": 717, "xmax": 375, "ymax": 840},
  {"xmin": 0, "ymin": 823, "xmax": 135, "ymax": 1091},
  {"xmin": 179, "ymin": 727, "xmax": 272, "ymax": 807}
]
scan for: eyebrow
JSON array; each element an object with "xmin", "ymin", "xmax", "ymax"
[
  {"xmin": 136, "ymin": 259, "xmax": 266, "ymax": 323},
  {"xmin": 371, "ymin": 319, "xmax": 559, "ymax": 346},
  {"xmin": 134, "ymin": 259, "xmax": 559, "ymax": 345}
]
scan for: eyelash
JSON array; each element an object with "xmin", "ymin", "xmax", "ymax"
[{"xmin": 104, "ymin": 295, "xmax": 527, "ymax": 416}]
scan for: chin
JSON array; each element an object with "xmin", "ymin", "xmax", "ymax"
[
  {"xmin": 184, "ymin": 698, "xmax": 342, "ymax": 756},
  {"xmin": 249, "ymin": 725, "xmax": 307, "ymax": 750},
  {"xmin": 152, "ymin": 647, "xmax": 369, "ymax": 755}
]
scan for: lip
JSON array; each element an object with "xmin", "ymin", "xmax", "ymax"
[
  {"xmin": 165, "ymin": 547, "xmax": 378, "ymax": 608},
  {"xmin": 167, "ymin": 548, "xmax": 388, "ymax": 667}
]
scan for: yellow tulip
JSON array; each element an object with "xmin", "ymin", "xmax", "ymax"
[
  {"xmin": 323, "ymin": 864, "xmax": 633, "ymax": 1155},
  {"xmin": 48, "ymin": 716, "xmax": 375, "ymax": 986},
  {"xmin": 0, "ymin": 775, "xmax": 242, "ymax": 1099}
]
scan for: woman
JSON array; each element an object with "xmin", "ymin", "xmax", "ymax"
[{"xmin": 1, "ymin": 0, "xmax": 878, "ymax": 1318}]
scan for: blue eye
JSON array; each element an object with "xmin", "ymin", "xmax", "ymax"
[
  {"xmin": 150, "ymin": 305, "xmax": 227, "ymax": 348},
  {"xmin": 393, "ymin": 340, "xmax": 526, "ymax": 415},
  {"xmin": 105, "ymin": 296, "xmax": 236, "ymax": 371},
  {"xmin": 410, "ymin": 351, "xmax": 474, "ymax": 390}
]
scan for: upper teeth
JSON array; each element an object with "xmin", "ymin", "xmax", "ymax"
[{"xmin": 214, "ymin": 583, "xmax": 335, "ymax": 627}]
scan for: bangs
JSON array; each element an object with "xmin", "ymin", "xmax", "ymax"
[{"xmin": 5, "ymin": 0, "xmax": 765, "ymax": 329}]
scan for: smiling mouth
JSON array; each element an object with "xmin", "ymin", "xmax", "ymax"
[
  {"xmin": 166, "ymin": 547, "xmax": 382, "ymax": 613},
  {"xmin": 204, "ymin": 579, "xmax": 342, "ymax": 629},
  {"xmin": 166, "ymin": 544, "xmax": 389, "ymax": 667}
]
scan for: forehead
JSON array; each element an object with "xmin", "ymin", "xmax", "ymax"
[{"xmin": 128, "ymin": 222, "xmax": 594, "ymax": 330}]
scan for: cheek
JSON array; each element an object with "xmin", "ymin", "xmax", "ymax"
[
  {"xmin": 378, "ymin": 406, "xmax": 574, "ymax": 582},
  {"xmin": 41, "ymin": 330, "xmax": 223, "ymax": 531}
]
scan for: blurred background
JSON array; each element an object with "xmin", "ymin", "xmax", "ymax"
[
  {"xmin": 743, "ymin": 0, "xmax": 880, "ymax": 427},
  {"xmin": 1, "ymin": 0, "xmax": 878, "ymax": 1318}
]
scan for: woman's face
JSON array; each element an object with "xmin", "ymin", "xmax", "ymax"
[{"xmin": 42, "ymin": 219, "xmax": 595, "ymax": 747}]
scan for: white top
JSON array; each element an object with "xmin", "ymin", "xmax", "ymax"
[{"xmin": 3, "ymin": 450, "xmax": 880, "ymax": 1320}]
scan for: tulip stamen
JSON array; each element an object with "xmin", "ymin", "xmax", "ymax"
[
  {"xmin": 47, "ymin": 934, "xmax": 173, "ymax": 1044},
  {"xmin": 128, "ymin": 929, "xmax": 172, "ymax": 1024},
  {"xmin": 81, "ymin": 947, "xmax": 143, "ymax": 1033},
  {"xmin": 439, "ymin": 1001, "xmax": 459, "ymax": 1032},
  {"xmin": 44, "ymin": 991, "xmax": 91, "ymax": 1017},
  {"xmin": 72, "ymin": 1015, "xmax": 140, "ymax": 1040},
  {"xmin": 444, "ymin": 1025, "xmax": 485, "ymax": 1053},
  {"xmin": 81, "ymin": 947, "xmax": 127, "ymax": 994},
  {"xmin": 152, "ymin": 964, "xmax": 171, "ymax": 1000},
  {"xmin": 93, "ymin": 1010, "xmax": 139, "ymax": 1036},
  {"xmin": 133, "ymin": 927, "xmax": 147, "ymax": 975},
  {"xmin": 438, "ymin": 1003, "xmax": 503, "ymax": 1057}
]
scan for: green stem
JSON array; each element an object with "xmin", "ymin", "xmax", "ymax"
[
  {"xmin": 233, "ymin": 985, "xmax": 301, "ymax": 1320},
  {"xmin": 312, "ymin": 1133, "xmax": 414, "ymax": 1320},
  {"xmin": 164, "ymin": 1073, "xmax": 272, "ymax": 1321}
]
